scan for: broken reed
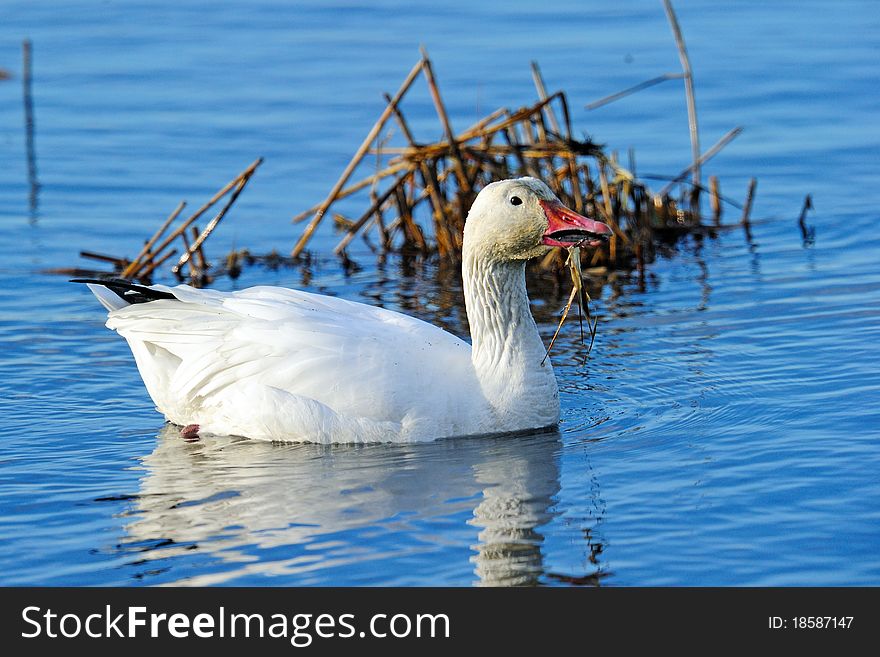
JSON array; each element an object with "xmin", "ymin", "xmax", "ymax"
[
  {"xmin": 290, "ymin": 48, "xmax": 751, "ymax": 278},
  {"xmin": 64, "ymin": 0, "xmax": 762, "ymax": 287},
  {"xmin": 69, "ymin": 158, "xmax": 262, "ymax": 285}
]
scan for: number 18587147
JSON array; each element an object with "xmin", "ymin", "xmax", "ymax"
[{"xmin": 769, "ymin": 616, "xmax": 853, "ymax": 630}]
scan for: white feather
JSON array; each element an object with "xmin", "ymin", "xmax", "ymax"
[
  {"xmin": 83, "ymin": 177, "xmax": 594, "ymax": 443},
  {"xmin": 106, "ymin": 286, "xmax": 477, "ymax": 442},
  {"xmin": 86, "ymin": 283, "xmax": 128, "ymax": 311}
]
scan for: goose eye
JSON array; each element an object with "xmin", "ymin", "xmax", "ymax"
[{"xmin": 510, "ymin": 196, "xmax": 523, "ymax": 206}]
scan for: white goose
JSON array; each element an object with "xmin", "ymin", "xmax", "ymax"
[{"xmin": 78, "ymin": 177, "xmax": 611, "ymax": 443}]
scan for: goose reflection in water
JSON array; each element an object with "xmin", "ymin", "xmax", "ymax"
[{"xmin": 119, "ymin": 426, "xmax": 593, "ymax": 586}]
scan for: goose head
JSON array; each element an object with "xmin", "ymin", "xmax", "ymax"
[{"xmin": 463, "ymin": 177, "xmax": 613, "ymax": 262}]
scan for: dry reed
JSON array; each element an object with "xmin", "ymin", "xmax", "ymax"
[
  {"xmin": 288, "ymin": 42, "xmax": 750, "ymax": 279},
  {"xmin": 57, "ymin": 159, "xmax": 262, "ymax": 284},
  {"xmin": 59, "ymin": 1, "xmax": 762, "ymax": 291}
]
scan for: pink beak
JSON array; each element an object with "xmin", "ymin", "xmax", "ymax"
[{"xmin": 540, "ymin": 200, "xmax": 613, "ymax": 248}]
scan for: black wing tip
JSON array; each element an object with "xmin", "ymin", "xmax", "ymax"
[
  {"xmin": 70, "ymin": 277, "xmax": 127, "ymax": 285},
  {"xmin": 71, "ymin": 277, "xmax": 176, "ymax": 304}
]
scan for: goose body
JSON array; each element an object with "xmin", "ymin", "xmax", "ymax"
[{"xmin": 81, "ymin": 177, "xmax": 611, "ymax": 443}]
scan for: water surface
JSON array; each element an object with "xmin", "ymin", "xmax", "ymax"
[{"xmin": 0, "ymin": 0, "xmax": 878, "ymax": 585}]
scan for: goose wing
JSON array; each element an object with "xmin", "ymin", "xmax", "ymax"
[{"xmin": 105, "ymin": 284, "xmax": 475, "ymax": 428}]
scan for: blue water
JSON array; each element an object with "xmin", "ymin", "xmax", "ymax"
[{"xmin": 1, "ymin": 0, "xmax": 878, "ymax": 585}]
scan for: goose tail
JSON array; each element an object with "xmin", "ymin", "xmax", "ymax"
[{"xmin": 71, "ymin": 278, "xmax": 176, "ymax": 312}]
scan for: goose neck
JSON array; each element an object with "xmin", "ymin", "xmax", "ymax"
[{"xmin": 461, "ymin": 251, "xmax": 554, "ymax": 380}]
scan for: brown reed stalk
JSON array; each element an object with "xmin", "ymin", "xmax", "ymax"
[
  {"xmin": 585, "ymin": 73, "xmax": 686, "ymax": 110},
  {"xmin": 225, "ymin": 250, "xmax": 243, "ymax": 279},
  {"xmin": 741, "ymin": 177, "xmax": 757, "ymax": 226},
  {"xmin": 396, "ymin": 184, "xmax": 428, "ymax": 253},
  {"xmin": 121, "ymin": 201, "xmax": 186, "ymax": 278},
  {"xmin": 290, "ymin": 161, "xmax": 411, "ymax": 224},
  {"xmin": 370, "ymin": 130, "xmax": 391, "ymax": 248},
  {"xmin": 385, "ymin": 92, "xmax": 453, "ymax": 253},
  {"xmin": 531, "ymin": 63, "xmax": 582, "ymax": 211},
  {"xmin": 291, "ymin": 58, "xmax": 425, "ymax": 257},
  {"xmin": 179, "ymin": 230, "xmax": 193, "ymax": 278},
  {"xmin": 530, "ymin": 61, "xmax": 562, "ymax": 136},
  {"xmin": 458, "ymin": 107, "xmax": 509, "ymax": 141},
  {"xmin": 420, "ymin": 47, "xmax": 471, "ymax": 200},
  {"xmin": 658, "ymin": 126, "xmax": 743, "ymax": 196},
  {"xmin": 663, "ymin": 0, "xmax": 701, "ymax": 188},
  {"xmin": 138, "ymin": 249, "xmax": 178, "ymax": 279},
  {"xmin": 79, "ymin": 251, "xmax": 129, "ymax": 268},
  {"xmin": 334, "ymin": 170, "xmax": 416, "ymax": 254},
  {"xmin": 172, "ymin": 172, "xmax": 253, "ymax": 275},
  {"xmin": 191, "ymin": 226, "xmax": 207, "ymax": 272},
  {"xmin": 153, "ymin": 158, "xmax": 262, "ymax": 260},
  {"xmin": 709, "ymin": 176, "xmax": 722, "ymax": 224},
  {"xmin": 596, "ymin": 163, "xmax": 628, "ymax": 245}
]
